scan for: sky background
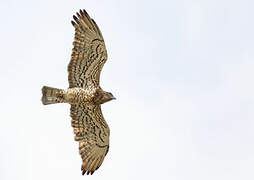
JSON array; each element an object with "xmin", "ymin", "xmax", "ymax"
[{"xmin": 0, "ymin": 0, "xmax": 254, "ymax": 179}]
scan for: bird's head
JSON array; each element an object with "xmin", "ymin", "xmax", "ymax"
[
  {"xmin": 100, "ymin": 91, "xmax": 116, "ymax": 104},
  {"xmin": 106, "ymin": 92, "xmax": 116, "ymax": 100},
  {"xmin": 93, "ymin": 90, "xmax": 116, "ymax": 105}
]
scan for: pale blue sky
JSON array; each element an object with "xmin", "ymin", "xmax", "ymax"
[{"xmin": 0, "ymin": 0, "xmax": 254, "ymax": 179}]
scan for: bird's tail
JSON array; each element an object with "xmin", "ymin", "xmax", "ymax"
[{"xmin": 41, "ymin": 86, "xmax": 65, "ymax": 105}]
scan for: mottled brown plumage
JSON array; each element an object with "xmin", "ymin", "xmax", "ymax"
[{"xmin": 41, "ymin": 9, "xmax": 115, "ymax": 175}]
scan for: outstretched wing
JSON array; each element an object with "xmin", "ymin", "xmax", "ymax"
[
  {"xmin": 70, "ymin": 104, "xmax": 110, "ymax": 175},
  {"xmin": 68, "ymin": 9, "xmax": 108, "ymax": 88}
]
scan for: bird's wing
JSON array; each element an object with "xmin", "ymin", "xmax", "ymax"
[
  {"xmin": 70, "ymin": 104, "xmax": 110, "ymax": 175},
  {"xmin": 68, "ymin": 9, "xmax": 108, "ymax": 88}
]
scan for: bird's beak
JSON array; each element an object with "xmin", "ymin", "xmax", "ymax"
[{"xmin": 112, "ymin": 96, "xmax": 116, "ymax": 100}]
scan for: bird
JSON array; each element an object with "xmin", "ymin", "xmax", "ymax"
[{"xmin": 41, "ymin": 9, "xmax": 115, "ymax": 175}]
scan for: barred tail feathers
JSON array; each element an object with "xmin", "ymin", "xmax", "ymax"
[{"xmin": 41, "ymin": 86, "xmax": 64, "ymax": 105}]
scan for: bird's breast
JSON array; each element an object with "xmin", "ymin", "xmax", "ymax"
[{"xmin": 65, "ymin": 87, "xmax": 96, "ymax": 105}]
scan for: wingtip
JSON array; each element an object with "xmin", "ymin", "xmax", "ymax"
[
  {"xmin": 82, "ymin": 170, "xmax": 86, "ymax": 175},
  {"xmin": 82, "ymin": 170, "xmax": 95, "ymax": 176},
  {"xmin": 71, "ymin": 20, "xmax": 76, "ymax": 26},
  {"xmin": 76, "ymin": 12, "xmax": 81, "ymax": 18},
  {"xmin": 79, "ymin": 9, "xmax": 84, "ymax": 16},
  {"xmin": 73, "ymin": 15, "xmax": 78, "ymax": 22},
  {"xmin": 83, "ymin": 9, "xmax": 88, "ymax": 15}
]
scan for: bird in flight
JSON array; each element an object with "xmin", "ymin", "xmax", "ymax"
[{"xmin": 41, "ymin": 9, "xmax": 115, "ymax": 175}]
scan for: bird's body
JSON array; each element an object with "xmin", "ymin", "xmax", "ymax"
[
  {"xmin": 41, "ymin": 9, "xmax": 115, "ymax": 175},
  {"xmin": 64, "ymin": 87, "xmax": 96, "ymax": 105},
  {"xmin": 42, "ymin": 86, "xmax": 95, "ymax": 105},
  {"xmin": 42, "ymin": 86, "xmax": 115, "ymax": 105}
]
